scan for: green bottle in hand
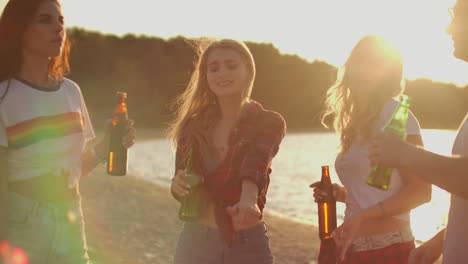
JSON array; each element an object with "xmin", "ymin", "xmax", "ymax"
[
  {"xmin": 367, "ymin": 95, "xmax": 410, "ymax": 190},
  {"xmin": 179, "ymin": 149, "xmax": 202, "ymax": 221}
]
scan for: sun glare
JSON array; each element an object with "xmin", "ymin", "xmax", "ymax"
[
  {"xmin": 271, "ymin": 0, "xmax": 465, "ymax": 84},
  {"xmin": 58, "ymin": 0, "xmax": 468, "ymax": 84},
  {"xmin": 1, "ymin": 0, "xmax": 461, "ymax": 85}
]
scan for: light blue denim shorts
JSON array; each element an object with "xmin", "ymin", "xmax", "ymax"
[
  {"xmin": 6, "ymin": 191, "xmax": 90, "ymax": 264},
  {"xmin": 174, "ymin": 221, "xmax": 274, "ymax": 264}
]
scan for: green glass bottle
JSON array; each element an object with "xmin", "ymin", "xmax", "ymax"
[
  {"xmin": 367, "ymin": 95, "xmax": 410, "ymax": 190},
  {"xmin": 179, "ymin": 149, "xmax": 202, "ymax": 221}
]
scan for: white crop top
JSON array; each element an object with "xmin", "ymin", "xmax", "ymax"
[
  {"xmin": 335, "ymin": 98, "xmax": 421, "ymax": 222},
  {"xmin": 0, "ymin": 78, "xmax": 95, "ymax": 188}
]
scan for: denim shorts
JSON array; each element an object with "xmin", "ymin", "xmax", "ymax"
[
  {"xmin": 6, "ymin": 191, "xmax": 90, "ymax": 264},
  {"xmin": 174, "ymin": 222, "xmax": 274, "ymax": 264}
]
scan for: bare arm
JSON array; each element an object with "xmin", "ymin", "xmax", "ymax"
[
  {"xmin": 401, "ymin": 147, "xmax": 468, "ymax": 198},
  {"xmin": 369, "ymin": 132, "xmax": 468, "ymax": 198},
  {"xmin": 81, "ymin": 139, "xmax": 107, "ymax": 177},
  {"xmin": 0, "ymin": 146, "xmax": 8, "ymax": 240},
  {"xmin": 226, "ymin": 180, "xmax": 262, "ymax": 231},
  {"xmin": 409, "ymin": 228, "xmax": 445, "ymax": 264},
  {"xmin": 362, "ymin": 135, "xmax": 431, "ymax": 220},
  {"xmin": 240, "ymin": 180, "xmax": 259, "ymax": 204}
]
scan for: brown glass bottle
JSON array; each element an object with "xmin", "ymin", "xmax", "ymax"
[
  {"xmin": 316, "ymin": 165, "xmax": 337, "ymax": 240},
  {"xmin": 107, "ymin": 92, "xmax": 128, "ymax": 176}
]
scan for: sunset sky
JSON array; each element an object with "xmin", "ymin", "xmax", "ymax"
[{"xmin": 1, "ymin": 0, "xmax": 467, "ymax": 85}]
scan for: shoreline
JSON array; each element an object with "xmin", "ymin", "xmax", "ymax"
[
  {"xmin": 124, "ymin": 127, "xmax": 460, "ymax": 143},
  {"xmin": 79, "ymin": 169, "xmax": 320, "ymax": 264},
  {"xmin": 127, "ymin": 174, "xmax": 318, "ymax": 227}
]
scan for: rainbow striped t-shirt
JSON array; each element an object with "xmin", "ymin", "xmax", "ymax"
[{"xmin": 0, "ymin": 78, "xmax": 95, "ymax": 188}]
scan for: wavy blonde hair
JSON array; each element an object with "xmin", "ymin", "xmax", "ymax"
[
  {"xmin": 168, "ymin": 39, "xmax": 256, "ymax": 156},
  {"xmin": 322, "ymin": 35, "xmax": 404, "ymax": 153}
]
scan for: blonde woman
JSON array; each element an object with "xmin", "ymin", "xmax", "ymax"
[
  {"xmin": 169, "ymin": 39, "xmax": 286, "ymax": 264},
  {"xmin": 312, "ymin": 35, "xmax": 431, "ymax": 263}
]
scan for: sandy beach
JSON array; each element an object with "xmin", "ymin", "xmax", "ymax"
[
  {"xmin": 80, "ymin": 130, "xmax": 442, "ymax": 264},
  {"xmin": 79, "ymin": 169, "xmax": 320, "ymax": 264}
]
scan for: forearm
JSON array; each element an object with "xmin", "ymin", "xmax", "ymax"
[
  {"xmin": 363, "ymin": 135, "xmax": 431, "ymax": 219},
  {"xmin": 403, "ymin": 146, "xmax": 468, "ymax": 198},
  {"xmin": 335, "ymin": 184, "xmax": 347, "ymax": 203},
  {"xmin": 240, "ymin": 180, "xmax": 259, "ymax": 204},
  {"xmin": 431, "ymin": 228, "xmax": 446, "ymax": 247},
  {"xmin": 360, "ymin": 185, "xmax": 430, "ymax": 221},
  {"xmin": 171, "ymin": 171, "xmax": 183, "ymax": 202},
  {"xmin": 81, "ymin": 140, "xmax": 107, "ymax": 176}
]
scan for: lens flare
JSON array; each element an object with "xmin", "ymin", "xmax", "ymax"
[
  {"xmin": 67, "ymin": 210, "xmax": 78, "ymax": 223},
  {"xmin": 0, "ymin": 241, "xmax": 29, "ymax": 264},
  {"xmin": 0, "ymin": 241, "xmax": 10, "ymax": 255},
  {"xmin": 11, "ymin": 248, "xmax": 28, "ymax": 264}
]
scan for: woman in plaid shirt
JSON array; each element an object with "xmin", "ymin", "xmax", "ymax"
[{"xmin": 169, "ymin": 39, "xmax": 286, "ymax": 264}]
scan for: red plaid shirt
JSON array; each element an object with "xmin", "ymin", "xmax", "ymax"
[{"xmin": 175, "ymin": 100, "xmax": 286, "ymax": 244}]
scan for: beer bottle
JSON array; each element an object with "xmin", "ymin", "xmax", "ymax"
[
  {"xmin": 314, "ymin": 165, "xmax": 337, "ymax": 240},
  {"xmin": 179, "ymin": 149, "xmax": 201, "ymax": 221},
  {"xmin": 367, "ymin": 95, "xmax": 410, "ymax": 190},
  {"xmin": 107, "ymin": 92, "xmax": 128, "ymax": 176}
]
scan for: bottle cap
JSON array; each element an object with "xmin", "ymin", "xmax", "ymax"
[{"xmin": 117, "ymin": 92, "xmax": 127, "ymax": 99}]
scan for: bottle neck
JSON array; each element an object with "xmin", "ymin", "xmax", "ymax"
[
  {"xmin": 320, "ymin": 166, "xmax": 334, "ymax": 198},
  {"xmin": 185, "ymin": 149, "xmax": 194, "ymax": 172},
  {"xmin": 321, "ymin": 166, "xmax": 330, "ymax": 178},
  {"xmin": 116, "ymin": 92, "xmax": 127, "ymax": 105}
]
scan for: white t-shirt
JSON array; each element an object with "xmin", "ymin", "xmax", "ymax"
[
  {"xmin": 443, "ymin": 114, "xmax": 468, "ymax": 264},
  {"xmin": 335, "ymin": 98, "xmax": 421, "ymax": 222},
  {"xmin": 0, "ymin": 78, "xmax": 95, "ymax": 188}
]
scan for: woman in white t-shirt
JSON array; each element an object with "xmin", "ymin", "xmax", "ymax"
[
  {"xmin": 312, "ymin": 35, "xmax": 432, "ymax": 263},
  {"xmin": 0, "ymin": 1, "xmax": 135, "ymax": 263}
]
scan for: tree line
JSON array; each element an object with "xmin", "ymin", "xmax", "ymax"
[{"xmin": 67, "ymin": 28, "xmax": 468, "ymax": 131}]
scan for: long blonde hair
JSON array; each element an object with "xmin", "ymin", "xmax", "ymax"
[
  {"xmin": 168, "ymin": 39, "xmax": 256, "ymax": 155},
  {"xmin": 322, "ymin": 35, "xmax": 404, "ymax": 153}
]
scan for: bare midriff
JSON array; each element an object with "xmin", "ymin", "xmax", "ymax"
[{"xmin": 355, "ymin": 217, "xmax": 410, "ymax": 237}]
